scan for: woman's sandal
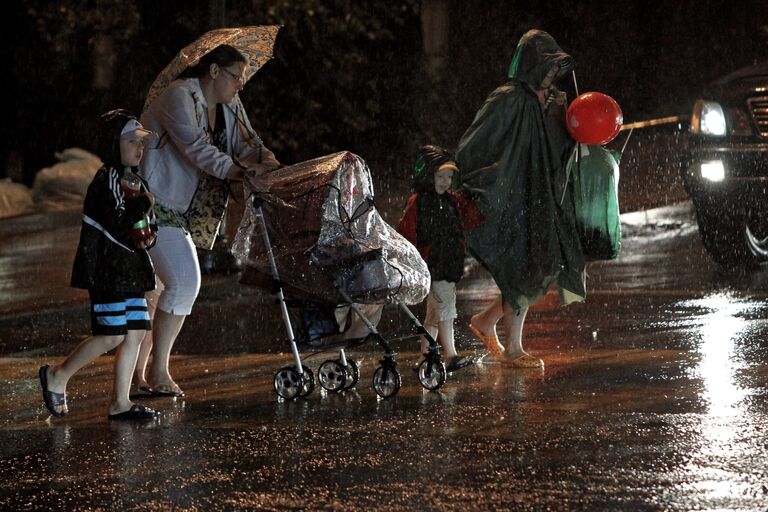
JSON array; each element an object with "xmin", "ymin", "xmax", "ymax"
[
  {"xmin": 445, "ymin": 355, "xmax": 474, "ymax": 372},
  {"xmin": 129, "ymin": 385, "xmax": 155, "ymax": 400},
  {"xmin": 108, "ymin": 404, "xmax": 160, "ymax": 421},
  {"xmin": 145, "ymin": 384, "xmax": 185, "ymax": 398},
  {"xmin": 502, "ymin": 353, "xmax": 544, "ymax": 369},
  {"xmin": 469, "ymin": 324, "xmax": 505, "ymax": 357}
]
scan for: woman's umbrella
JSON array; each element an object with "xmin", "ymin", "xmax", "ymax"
[
  {"xmin": 142, "ymin": 25, "xmax": 281, "ymax": 272},
  {"xmin": 143, "ymin": 25, "xmax": 281, "ymax": 112}
]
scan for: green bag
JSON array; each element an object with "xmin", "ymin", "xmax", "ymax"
[{"xmin": 567, "ymin": 144, "xmax": 621, "ymax": 260}]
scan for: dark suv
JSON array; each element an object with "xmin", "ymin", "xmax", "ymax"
[{"xmin": 681, "ymin": 61, "xmax": 768, "ymax": 267}]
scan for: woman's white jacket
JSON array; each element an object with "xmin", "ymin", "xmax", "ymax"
[{"xmin": 138, "ymin": 78, "xmax": 278, "ymax": 212}]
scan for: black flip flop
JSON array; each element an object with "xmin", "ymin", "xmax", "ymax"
[
  {"xmin": 129, "ymin": 386, "xmax": 155, "ymax": 400},
  {"xmin": 446, "ymin": 355, "xmax": 474, "ymax": 373},
  {"xmin": 108, "ymin": 404, "xmax": 160, "ymax": 421},
  {"xmin": 146, "ymin": 386, "xmax": 185, "ymax": 398},
  {"xmin": 39, "ymin": 365, "xmax": 67, "ymax": 417}
]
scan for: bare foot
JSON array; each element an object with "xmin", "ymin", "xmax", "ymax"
[
  {"xmin": 469, "ymin": 314, "xmax": 498, "ymax": 340},
  {"xmin": 109, "ymin": 400, "xmax": 136, "ymax": 416},
  {"xmin": 46, "ymin": 365, "xmax": 67, "ymax": 394}
]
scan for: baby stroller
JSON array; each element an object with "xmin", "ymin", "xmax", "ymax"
[{"xmin": 233, "ymin": 152, "xmax": 447, "ymax": 399}]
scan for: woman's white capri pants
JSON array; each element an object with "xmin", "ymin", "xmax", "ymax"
[{"xmin": 148, "ymin": 226, "xmax": 201, "ymax": 316}]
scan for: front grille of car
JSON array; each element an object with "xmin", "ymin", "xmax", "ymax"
[{"xmin": 748, "ymin": 96, "xmax": 768, "ymax": 137}]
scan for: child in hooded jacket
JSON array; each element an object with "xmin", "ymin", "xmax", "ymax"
[
  {"xmin": 39, "ymin": 109, "xmax": 160, "ymax": 421},
  {"xmin": 396, "ymin": 145, "xmax": 483, "ymax": 372}
]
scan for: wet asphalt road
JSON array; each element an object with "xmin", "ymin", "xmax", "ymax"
[{"xmin": 3, "ymin": 203, "xmax": 768, "ymax": 510}]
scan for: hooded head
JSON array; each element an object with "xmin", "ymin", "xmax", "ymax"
[
  {"xmin": 96, "ymin": 109, "xmax": 151, "ymax": 169},
  {"xmin": 412, "ymin": 145, "xmax": 453, "ymax": 193},
  {"xmin": 507, "ymin": 30, "xmax": 574, "ymax": 91}
]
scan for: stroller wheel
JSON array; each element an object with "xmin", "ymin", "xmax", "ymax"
[
  {"xmin": 273, "ymin": 367, "xmax": 302, "ymax": 400},
  {"xmin": 299, "ymin": 365, "xmax": 315, "ymax": 397},
  {"xmin": 318, "ymin": 360, "xmax": 347, "ymax": 393},
  {"xmin": 343, "ymin": 359, "xmax": 360, "ymax": 390},
  {"xmin": 417, "ymin": 359, "xmax": 446, "ymax": 391},
  {"xmin": 372, "ymin": 365, "xmax": 401, "ymax": 399}
]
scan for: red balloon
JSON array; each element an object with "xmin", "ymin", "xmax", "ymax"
[{"xmin": 566, "ymin": 92, "xmax": 623, "ymax": 144}]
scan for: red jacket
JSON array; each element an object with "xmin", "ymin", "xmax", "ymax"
[{"xmin": 396, "ymin": 190, "xmax": 484, "ymax": 263}]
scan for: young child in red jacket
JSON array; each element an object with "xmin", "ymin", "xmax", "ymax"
[{"xmin": 396, "ymin": 145, "xmax": 482, "ymax": 372}]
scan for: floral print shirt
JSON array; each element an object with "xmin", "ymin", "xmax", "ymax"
[{"xmin": 155, "ymin": 104, "xmax": 230, "ymax": 249}]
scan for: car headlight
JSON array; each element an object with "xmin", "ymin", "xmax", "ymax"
[
  {"xmin": 692, "ymin": 100, "xmax": 727, "ymax": 136},
  {"xmin": 700, "ymin": 160, "xmax": 725, "ymax": 182}
]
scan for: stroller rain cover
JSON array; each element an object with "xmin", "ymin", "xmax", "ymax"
[{"xmin": 232, "ymin": 152, "xmax": 430, "ymax": 305}]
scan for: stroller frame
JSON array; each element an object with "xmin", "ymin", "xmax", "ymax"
[{"xmin": 253, "ymin": 204, "xmax": 446, "ymax": 399}]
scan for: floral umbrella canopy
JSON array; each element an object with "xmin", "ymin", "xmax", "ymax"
[{"xmin": 143, "ymin": 25, "xmax": 281, "ymax": 112}]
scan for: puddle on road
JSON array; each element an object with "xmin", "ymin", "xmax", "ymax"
[{"xmin": 4, "ymin": 205, "xmax": 768, "ymax": 508}]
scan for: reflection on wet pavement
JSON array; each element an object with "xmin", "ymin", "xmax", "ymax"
[{"xmin": 3, "ymin": 203, "xmax": 768, "ymax": 509}]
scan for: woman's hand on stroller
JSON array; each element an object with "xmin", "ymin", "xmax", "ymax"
[
  {"xmin": 245, "ymin": 165, "xmax": 274, "ymax": 193},
  {"xmin": 245, "ymin": 164, "xmax": 285, "ymax": 193}
]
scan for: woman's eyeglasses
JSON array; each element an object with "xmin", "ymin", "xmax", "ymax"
[{"xmin": 220, "ymin": 67, "xmax": 246, "ymax": 85}]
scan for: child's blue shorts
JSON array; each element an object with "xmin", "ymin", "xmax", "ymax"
[{"xmin": 88, "ymin": 291, "xmax": 152, "ymax": 336}]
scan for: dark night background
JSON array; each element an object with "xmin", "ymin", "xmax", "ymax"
[{"xmin": 3, "ymin": 0, "xmax": 768, "ymax": 190}]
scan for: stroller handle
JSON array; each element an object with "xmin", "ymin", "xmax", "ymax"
[{"xmin": 255, "ymin": 204, "xmax": 304, "ymax": 371}]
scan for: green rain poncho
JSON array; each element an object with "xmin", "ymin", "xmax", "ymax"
[{"xmin": 457, "ymin": 30, "xmax": 586, "ymax": 310}]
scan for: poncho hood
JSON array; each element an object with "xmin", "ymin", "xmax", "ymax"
[
  {"xmin": 456, "ymin": 30, "xmax": 584, "ymax": 310},
  {"xmin": 508, "ymin": 29, "xmax": 574, "ymax": 90}
]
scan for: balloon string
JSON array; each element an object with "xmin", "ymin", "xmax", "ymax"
[
  {"xmin": 572, "ymin": 70, "xmax": 579, "ymax": 96},
  {"xmin": 560, "ymin": 144, "xmax": 580, "ymax": 205},
  {"xmin": 620, "ymin": 127, "xmax": 634, "ymax": 155}
]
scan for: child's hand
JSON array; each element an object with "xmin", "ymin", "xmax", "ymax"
[
  {"xmin": 142, "ymin": 191, "xmax": 155, "ymax": 207},
  {"xmin": 135, "ymin": 233, "xmax": 156, "ymax": 250}
]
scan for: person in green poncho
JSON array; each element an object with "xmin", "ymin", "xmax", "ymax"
[{"xmin": 457, "ymin": 29, "xmax": 585, "ymax": 369}]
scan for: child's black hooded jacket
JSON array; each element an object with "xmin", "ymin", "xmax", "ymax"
[{"xmin": 70, "ymin": 111, "xmax": 156, "ymax": 293}]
